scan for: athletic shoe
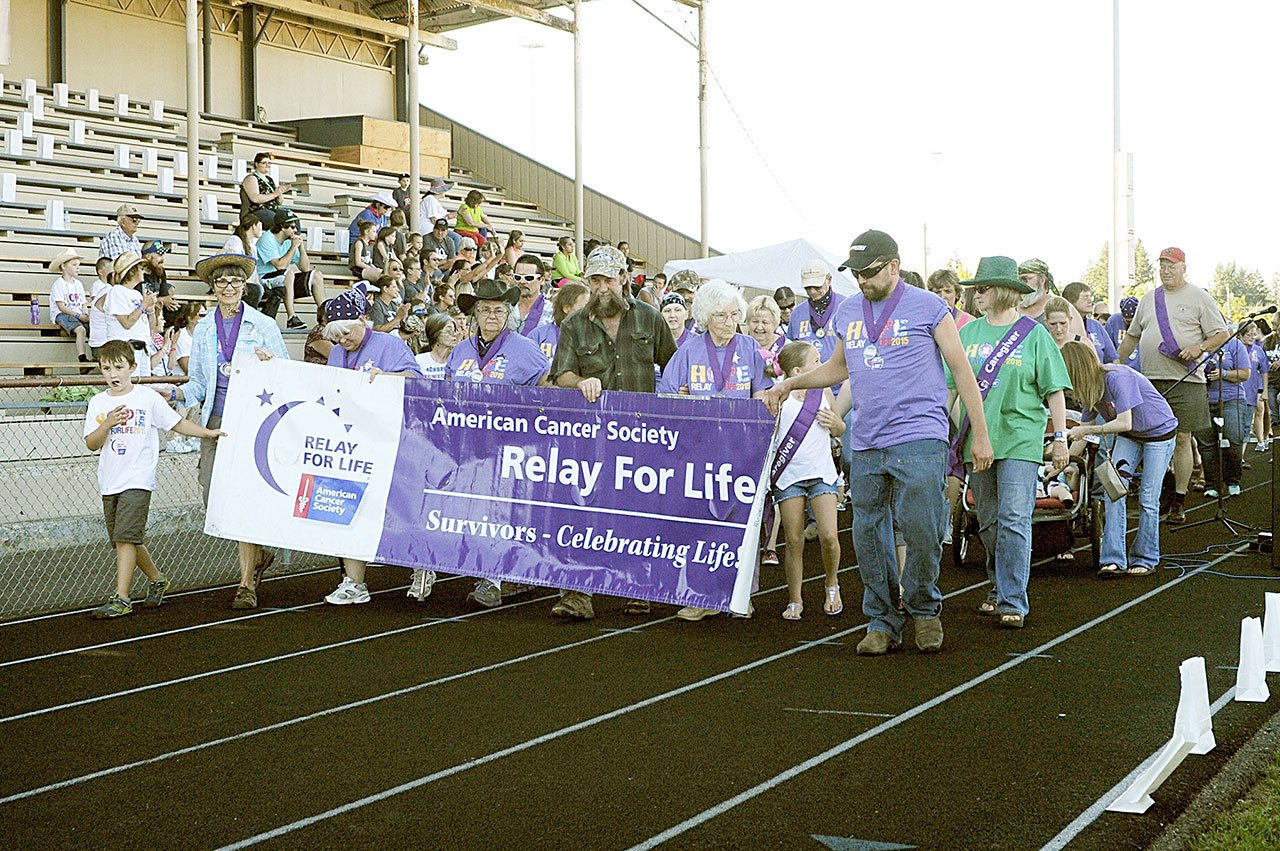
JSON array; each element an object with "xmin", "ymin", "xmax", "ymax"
[
  {"xmin": 1257, "ymin": 440, "xmax": 1271, "ymax": 452},
  {"xmin": 92, "ymin": 595, "xmax": 133, "ymax": 619},
  {"xmin": 287, "ymin": 314, "xmax": 306, "ymax": 329},
  {"xmin": 550, "ymin": 590, "xmax": 594, "ymax": 620},
  {"xmin": 503, "ymin": 583, "xmax": 536, "ymax": 598},
  {"xmin": 760, "ymin": 549, "xmax": 779, "ymax": 566},
  {"xmin": 406, "ymin": 569, "xmax": 436, "ymax": 601},
  {"xmin": 467, "ymin": 579, "xmax": 502, "ymax": 608},
  {"xmin": 1165, "ymin": 503, "xmax": 1186, "ymax": 524},
  {"xmin": 1204, "ymin": 488, "xmax": 1220, "ymax": 499},
  {"xmin": 942, "ymin": 526, "xmax": 953, "ymax": 546},
  {"xmin": 144, "ymin": 575, "xmax": 171, "ymax": 608},
  {"xmin": 676, "ymin": 606, "xmax": 721, "ymax": 621},
  {"xmin": 803, "ymin": 522, "xmax": 818, "ymax": 541},
  {"xmin": 623, "ymin": 598, "xmax": 651, "ymax": 616},
  {"xmin": 1228, "ymin": 484, "xmax": 1242, "ymax": 497},
  {"xmin": 325, "ymin": 577, "xmax": 370, "ymax": 605}
]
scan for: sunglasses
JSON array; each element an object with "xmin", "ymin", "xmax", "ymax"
[
  {"xmin": 855, "ymin": 261, "xmax": 890, "ymax": 281},
  {"xmin": 513, "ymin": 273, "xmax": 540, "ymax": 282},
  {"xmin": 974, "ymin": 285, "xmax": 994, "ymax": 294}
]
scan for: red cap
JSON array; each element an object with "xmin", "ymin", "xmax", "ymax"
[{"xmin": 1158, "ymin": 247, "xmax": 1186, "ymax": 263}]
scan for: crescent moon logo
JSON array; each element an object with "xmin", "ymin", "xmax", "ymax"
[{"xmin": 253, "ymin": 401, "xmax": 304, "ymax": 494}]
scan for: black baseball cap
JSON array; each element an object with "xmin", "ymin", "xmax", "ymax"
[{"xmin": 838, "ymin": 229, "xmax": 899, "ymax": 272}]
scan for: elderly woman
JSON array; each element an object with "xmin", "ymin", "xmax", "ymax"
[
  {"xmin": 181, "ymin": 254, "xmax": 290, "ymax": 610},
  {"xmin": 1061, "ymin": 341, "xmax": 1178, "ymax": 577},
  {"xmin": 446, "ymin": 277, "xmax": 551, "ymax": 608},
  {"xmin": 927, "ymin": 269, "xmax": 973, "ymax": 329},
  {"xmin": 320, "ymin": 284, "xmax": 423, "ymax": 606},
  {"xmin": 529, "ymin": 280, "xmax": 590, "ymax": 363},
  {"xmin": 658, "ymin": 279, "xmax": 771, "ymax": 621},
  {"xmin": 746, "ymin": 294, "xmax": 787, "ymax": 383},
  {"xmin": 950, "ymin": 257, "xmax": 1071, "ymax": 629}
]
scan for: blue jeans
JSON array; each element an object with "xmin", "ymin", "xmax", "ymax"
[
  {"xmin": 967, "ymin": 458, "xmax": 1038, "ymax": 618},
  {"xmin": 1102, "ymin": 435, "xmax": 1177, "ymax": 570},
  {"xmin": 847, "ymin": 438, "xmax": 947, "ymax": 639},
  {"xmin": 1200, "ymin": 398, "xmax": 1249, "ymax": 487}
]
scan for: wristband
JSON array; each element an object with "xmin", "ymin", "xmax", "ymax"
[{"xmin": 1052, "ymin": 431, "xmax": 1067, "ymax": 442}]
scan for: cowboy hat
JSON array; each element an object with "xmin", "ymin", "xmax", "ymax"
[
  {"xmin": 960, "ymin": 256, "xmax": 1034, "ymax": 294},
  {"xmin": 457, "ymin": 278, "xmax": 521, "ymax": 314},
  {"xmin": 194, "ymin": 253, "xmax": 256, "ymax": 285},
  {"xmin": 112, "ymin": 252, "xmax": 145, "ymax": 283},
  {"xmin": 427, "ymin": 178, "xmax": 455, "ymax": 195},
  {"xmin": 48, "ymin": 247, "xmax": 83, "ymax": 273}
]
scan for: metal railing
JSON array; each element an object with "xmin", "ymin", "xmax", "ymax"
[{"xmin": 0, "ymin": 376, "xmax": 335, "ymax": 619}]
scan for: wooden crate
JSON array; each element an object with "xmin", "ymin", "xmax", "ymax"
[
  {"xmin": 330, "ymin": 146, "xmax": 450, "ymax": 178},
  {"xmin": 284, "ymin": 116, "xmax": 452, "ymax": 159}
]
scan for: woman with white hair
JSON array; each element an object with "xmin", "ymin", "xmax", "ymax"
[{"xmin": 659, "ymin": 280, "xmax": 770, "ymax": 398}]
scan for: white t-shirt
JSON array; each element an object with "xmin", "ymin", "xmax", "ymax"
[
  {"xmin": 88, "ymin": 278, "xmax": 112, "ymax": 347},
  {"xmin": 171, "ymin": 327, "xmax": 193, "ymax": 376},
  {"xmin": 222, "ymin": 235, "xmax": 259, "ymax": 283},
  {"xmin": 105, "ymin": 284, "xmax": 150, "ymax": 344},
  {"xmin": 83, "ymin": 385, "xmax": 182, "ymax": 495},
  {"xmin": 415, "ymin": 351, "xmax": 448, "ymax": 380},
  {"xmin": 419, "ymin": 195, "xmax": 448, "ymax": 234},
  {"xmin": 772, "ymin": 391, "xmax": 838, "ymax": 492},
  {"xmin": 49, "ymin": 276, "xmax": 87, "ymax": 324}
]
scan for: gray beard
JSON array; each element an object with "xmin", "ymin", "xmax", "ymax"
[{"xmin": 590, "ymin": 290, "xmax": 627, "ymax": 319}]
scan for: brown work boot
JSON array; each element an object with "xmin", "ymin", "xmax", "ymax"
[
  {"xmin": 856, "ymin": 630, "xmax": 900, "ymax": 656},
  {"xmin": 550, "ymin": 590, "xmax": 595, "ymax": 620},
  {"xmin": 914, "ymin": 617, "xmax": 944, "ymax": 652}
]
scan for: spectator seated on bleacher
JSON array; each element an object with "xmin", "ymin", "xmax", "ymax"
[
  {"xmin": 88, "ymin": 257, "xmax": 113, "ymax": 358},
  {"xmin": 349, "ymin": 220, "xmax": 381, "ymax": 283},
  {"xmin": 455, "ymin": 189, "xmax": 495, "ymax": 246},
  {"xmin": 423, "ymin": 217, "xmax": 457, "ymax": 262},
  {"xmin": 239, "ymin": 151, "xmax": 291, "ymax": 228},
  {"xmin": 552, "ymin": 236, "xmax": 582, "ymax": 282},
  {"xmin": 141, "ymin": 241, "xmax": 180, "ymax": 329},
  {"xmin": 347, "ymin": 191, "xmax": 395, "ymax": 242},
  {"xmin": 99, "ymin": 203, "xmax": 143, "ymax": 261},
  {"xmin": 254, "ymin": 208, "xmax": 327, "ymax": 329},
  {"xmin": 48, "ymin": 247, "xmax": 91, "ymax": 364},
  {"xmin": 373, "ymin": 226, "xmax": 400, "ymax": 275},
  {"xmin": 418, "ymin": 178, "xmax": 455, "ymax": 235},
  {"xmin": 105, "ymin": 252, "xmax": 156, "ymax": 377},
  {"xmin": 223, "ymin": 213, "xmax": 264, "ymax": 307}
]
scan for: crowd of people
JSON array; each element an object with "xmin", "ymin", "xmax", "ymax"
[{"xmin": 59, "ymin": 161, "xmax": 1269, "ymax": 647}]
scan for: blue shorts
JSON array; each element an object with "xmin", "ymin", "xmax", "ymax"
[
  {"xmin": 54, "ymin": 312, "xmax": 82, "ymax": 334},
  {"xmin": 774, "ymin": 477, "xmax": 838, "ymax": 504}
]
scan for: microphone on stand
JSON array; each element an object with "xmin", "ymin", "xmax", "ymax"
[{"xmin": 1242, "ymin": 305, "xmax": 1278, "ymax": 319}]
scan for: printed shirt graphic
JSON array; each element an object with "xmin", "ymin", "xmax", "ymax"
[
  {"xmin": 49, "ymin": 276, "xmax": 87, "ymax": 323},
  {"xmin": 948, "ymin": 318, "xmax": 1072, "ymax": 464},
  {"xmin": 83, "ymin": 386, "xmax": 181, "ymax": 495},
  {"xmin": 835, "ymin": 285, "xmax": 950, "ymax": 451},
  {"xmin": 1247, "ymin": 341, "xmax": 1270, "ymax": 405},
  {"xmin": 787, "ymin": 292, "xmax": 847, "ymax": 363},
  {"xmin": 446, "ymin": 333, "xmax": 549, "ymax": 385},
  {"xmin": 528, "ymin": 322, "xmax": 561, "ymax": 361},
  {"xmin": 657, "ymin": 333, "xmax": 768, "ymax": 398}
]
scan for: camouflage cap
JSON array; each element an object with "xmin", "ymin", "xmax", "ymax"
[
  {"xmin": 668, "ymin": 269, "xmax": 702, "ymax": 292},
  {"xmin": 1017, "ymin": 258, "xmax": 1056, "ymax": 293},
  {"xmin": 583, "ymin": 245, "xmax": 628, "ymax": 279}
]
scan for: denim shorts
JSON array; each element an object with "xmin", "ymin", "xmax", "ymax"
[
  {"xmin": 54, "ymin": 312, "xmax": 82, "ymax": 334},
  {"xmin": 774, "ymin": 477, "xmax": 838, "ymax": 503}
]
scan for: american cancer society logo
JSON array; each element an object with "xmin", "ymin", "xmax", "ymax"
[{"xmin": 252, "ymin": 389, "xmax": 374, "ymax": 527}]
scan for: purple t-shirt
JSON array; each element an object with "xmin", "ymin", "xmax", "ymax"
[
  {"xmin": 1095, "ymin": 364, "xmax": 1178, "ymax": 440},
  {"xmin": 527, "ymin": 322, "xmax": 560, "ymax": 362},
  {"xmin": 835, "ymin": 283, "xmax": 950, "ymax": 451},
  {"xmin": 327, "ymin": 328, "xmax": 423, "ymax": 376},
  {"xmin": 1206, "ymin": 337, "xmax": 1250, "ymax": 404},
  {"xmin": 1085, "ymin": 317, "xmax": 1118, "ymax": 363},
  {"xmin": 657, "ymin": 333, "xmax": 768, "ymax": 398},
  {"xmin": 788, "ymin": 291, "xmax": 846, "ymax": 363},
  {"xmin": 446, "ymin": 331, "xmax": 549, "ymax": 385},
  {"xmin": 1246, "ymin": 341, "xmax": 1269, "ymax": 405}
]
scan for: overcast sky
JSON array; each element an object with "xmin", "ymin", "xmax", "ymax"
[{"xmin": 424, "ymin": 1, "xmax": 1280, "ymax": 295}]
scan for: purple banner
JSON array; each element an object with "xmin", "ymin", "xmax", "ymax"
[{"xmin": 374, "ymin": 381, "xmax": 775, "ymax": 613}]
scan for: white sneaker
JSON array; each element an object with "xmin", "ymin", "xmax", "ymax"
[
  {"xmin": 406, "ymin": 569, "xmax": 436, "ymax": 601},
  {"xmin": 325, "ymin": 578, "xmax": 370, "ymax": 605},
  {"xmin": 942, "ymin": 526, "xmax": 953, "ymax": 546}
]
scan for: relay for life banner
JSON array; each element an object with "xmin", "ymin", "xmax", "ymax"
[{"xmin": 206, "ymin": 356, "xmax": 775, "ymax": 613}]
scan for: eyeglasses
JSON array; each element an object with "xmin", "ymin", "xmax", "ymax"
[
  {"xmin": 513, "ymin": 273, "xmax": 540, "ymax": 282},
  {"xmin": 709, "ymin": 310, "xmax": 742, "ymax": 323},
  {"xmin": 855, "ymin": 261, "xmax": 890, "ymax": 281},
  {"xmin": 213, "ymin": 277, "xmax": 245, "ymax": 289},
  {"xmin": 476, "ymin": 305, "xmax": 510, "ymax": 317}
]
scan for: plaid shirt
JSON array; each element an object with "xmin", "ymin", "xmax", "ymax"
[
  {"xmin": 552, "ymin": 297, "xmax": 676, "ymax": 393},
  {"xmin": 99, "ymin": 227, "xmax": 141, "ymax": 260}
]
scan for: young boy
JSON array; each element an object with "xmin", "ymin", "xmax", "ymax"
[{"xmin": 84, "ymin": 340, "xmax": 226, "ymax": 618}]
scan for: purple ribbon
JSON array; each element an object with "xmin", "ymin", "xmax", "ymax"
[
  {"xmin": 1154, "ymin": 287, "xmax": 1195, "ymax": 370},
  {"xmin": 763, "ymin": 388, "xmax": 825, "ymax": 533},
  {"xmin": 476, "ymin": 328, "xmax": 512, "ymax": 372},
  {"xmin": 215, "ymin": 308, "xmax": 244, "ymax": 370},
  {"xmin": 704, "ymin": 332, "xmax": 738, "ymax": 393},
  {"xmin": 768, "ymin": 334, "xmax": 786, "ymax": 358},
  {"xmin": 948, "ymin": 316, "xmax": 1037, "ymax": 478},
  {"xmin": 520, "ymin": 294, "xmax": 545, "ymax": 337},
  {"xmin": 862, "ymin": 279, "xmax": 905, "ymax": 344},
  {"xmin": 809, "ymin": 294, "xmax": 836, "ymax": 333}
]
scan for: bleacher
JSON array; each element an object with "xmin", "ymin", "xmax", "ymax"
[{"xmin": 0, "ymin": 78, "xmax": 579, "ymax": 376}]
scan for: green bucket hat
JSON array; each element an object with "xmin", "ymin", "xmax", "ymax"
[{"xmin": 960, "ymin": 256, "xmax": 1034, "ymax": 294}]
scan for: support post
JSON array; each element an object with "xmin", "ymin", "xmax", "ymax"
[
  {"xmin": 241, "ymin": 4, "xmax": 258, "ymax": 122},
  {"xmin": 186, "ymin": 0, "xmax": 202, "ymax": 266},
  {"xmin": 202, "ymin": 0, "xmax": 212, "ymax": 112},
  {"xmin": 698, "ymin": 0, "xmax": 708, "ymax": 257},
  {"xmin": 407, "ymin": 0, "xmax": 421, "ymax": 233},
  {"xmin": 1109, "ymin": 0, "xmax": 1122, "ymax": 310},
  {"xmin": 48, "ymin": 0, "xmax": 68, "ymax": 86},
  {"xmin": 573, "ymin": 0, "xmax": 583, "ymax": 264}
]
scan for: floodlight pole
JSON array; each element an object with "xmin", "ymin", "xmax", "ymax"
[
  {"xmin": 573, "ymin": 0, "xmax": 584, "ymax": 264},
  {"xmin": 1109, "ymin": 0, "xmax": 1122, "ymax": 310},
  {"xmin": 408, "ymin": 0, "xmax": 421, "ymax": 233},
  {"xmin": 186, "ymin": 0, "xmax": 201, "ymax": 267},
  {"xmin": 698, "ymin": 0, "xmax": 709, "ymax": 257}
]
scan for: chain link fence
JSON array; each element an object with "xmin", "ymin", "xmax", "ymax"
[{"xmin": 0, "ymin": 378, "xmax": 336, "ymax": 619}]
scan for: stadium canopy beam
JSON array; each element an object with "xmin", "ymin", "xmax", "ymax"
[
  {"xmin": 464, "ymin": 1, "xmax": 573, "ymax": 33},
  {"xmin": 186, "ymin": 0, "xmax": 201, "ymax": 267},
  {"xmin": 226, "ymin": 0, "xmax": 459, "ymax": 50}
]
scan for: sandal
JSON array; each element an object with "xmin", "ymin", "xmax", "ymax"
[
  {"xmin": 999, "ymin": 612, "xmax": 1025, "ymax": 629},
  {"xmin": 824, "ymin": 585, "xmax": 843, "ymax": 616},
  {"xmin": 782, "ymin": 602, "xmax": 803, "ymax": 621},
  {"xmin": 977, "ymin": 598, "xmax": 997, "ymax": 616},
  {"xmin": 1127, "ymin": 565, "xmax": 1156, "ymax": 576},
  {"xmin": 761, "ymin": 549, "xmax": 780, "ymax": 566},
  {"xmin": 1098, "ymin": 563, "xmax": 1123, "ymax": 577}
]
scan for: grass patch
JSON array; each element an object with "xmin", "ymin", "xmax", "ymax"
[{"xmin": 1188, "ymin": 745, "xmax": 1280, "ymax": 850}]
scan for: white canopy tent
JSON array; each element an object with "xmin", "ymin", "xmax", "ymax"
[{"xmin": 663, "ymin": 238, "xmax": 859, "ymax": 298}]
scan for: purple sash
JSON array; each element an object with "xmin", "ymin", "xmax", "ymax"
[
  {"xmin": 948, "ymin": 316, "xmax": 1037, "ymax": 478},
  {"xmin": 862, "ymin": 280, "xmax": 905, "ymax": 343},
  {"xmin": 1154, "ymin": 287, "xmax": 1192, "ymax": 366},
  {"xmin": 519, "ymin": 295, "xmax": 545, "ymax": 336},
  {"xmin": 476, "ymin": 328, "xmax": 511, "ymax": 371},
  {"xmin": 768, "ymin": 334, "xmax": 786, "ymax": 358},
  {"xmin": 763, "ymin": 388, "xmax": 825, "ymax": 532},
  {"xmin": 704, "ymin": 333, "xmax": 738, "ymax": 393}
]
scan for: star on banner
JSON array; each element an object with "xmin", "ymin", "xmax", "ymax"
[{"xmin": 256, "ymin": 390, "xmax": 274, "ymax": 406}]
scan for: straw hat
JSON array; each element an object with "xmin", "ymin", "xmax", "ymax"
[{"xmin": 48, "ymin": 247, "xmax": 83, "ymax": 274}]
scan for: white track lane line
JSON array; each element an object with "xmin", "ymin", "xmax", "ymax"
[
  {"xmin": 1040, "ymin": 685, "xmax": 1239, "ymax": 851},
  {"xmin": 207, "ymin": 577, "xmax": 992, "ymax": 850},
  {"xmin": 0, "ymin": 566, "xmax": 868, "ymax": 805},
  {"xmin": 0, "ymin": 576, "xmax": 466, "ymax": 669},
  {"xmin": 624, "ymin": 544, "xmax": 1250, "ymax": 850}
]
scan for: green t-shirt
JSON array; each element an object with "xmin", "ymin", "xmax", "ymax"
[{"xmin": 946, "ymin": 317, "xmax": 1073, "ymax": 464}]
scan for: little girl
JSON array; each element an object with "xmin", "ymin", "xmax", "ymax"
[{"xmin": 773, "ymin": 342, "xmax": 844, "ymax": 620}]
